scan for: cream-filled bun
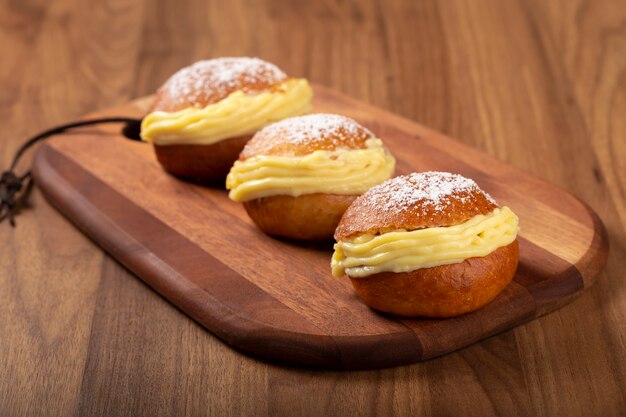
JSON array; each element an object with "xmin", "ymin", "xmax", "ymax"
[
  {"xmin": 226, "ymin": 114, "xmax": 396, "ymax": 240},
  {"xmin": 141, "ymin": 57, "xmax": 313, "ymax": 182},
  {"xmin": 332, "ymin": 172, "xmax": 520, "ymax": 318}
]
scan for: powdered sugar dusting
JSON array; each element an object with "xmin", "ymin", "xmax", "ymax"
[
  {"xmin": 161, "ymin": 57, "xmax": 287, "ymax": 108},
  {"xmin": 334, "ymin": 172, "xmax": 499, "ymax": 239},
  {"xmin": 362, "ymin": 172, "xmax": 495, "ymax": 214},
  {"xmin": 257, "ymin": 113, "xmax": 374, "ymax": 146}
]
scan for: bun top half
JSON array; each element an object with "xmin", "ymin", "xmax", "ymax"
[
  {"xmin": 239, "ymin": 113, "xmax": 376, "ymax": 159},
  {"xmin": 150, "ymin": 57, "xmax": 288, "ymax": 112},
  {"xmin": 334, "ymin": 172, "xmax": 498, "ymax": 240}
]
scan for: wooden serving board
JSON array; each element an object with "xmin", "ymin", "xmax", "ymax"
[{"xmin": 32, "ymin": 85, "xmax": 608, "ymax": 369}]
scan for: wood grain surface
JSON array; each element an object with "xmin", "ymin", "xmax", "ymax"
[
  {"xmin": 1, "ymin": 0, "xmax": 624, "ymax": 415},
  {"xmin": 31, "ymin": 88, "xmax": 608, "ymax": 369}
]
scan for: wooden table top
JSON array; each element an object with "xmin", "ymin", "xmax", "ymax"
[{"xmin": 1, "ymin": 0, "xmax": 624, "ymax": 416}]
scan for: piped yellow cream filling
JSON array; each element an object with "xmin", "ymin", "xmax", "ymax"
[
  {"xmin": 331, "ymin": 206, "xmax": 519, "ymax": 278},
  {"xmin": 226, "ymin": 138, "xmax": 396, "ymax": 202},
  {"xmin": 140, "ymin": 78, "xmax": 313, "ymax": 146}
]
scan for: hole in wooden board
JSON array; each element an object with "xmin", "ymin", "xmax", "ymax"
[{"xmin": 121, "ymin": 120, "xmax": 142, "ymax": 141}]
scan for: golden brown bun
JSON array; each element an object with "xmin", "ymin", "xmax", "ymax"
[
  {"xmin": 154, "ymin": 134, "xmax": 252, "ymax": 183},
  {"xmin": 149, "ymin": 58, "xmax": 288, "ymax": 182},
  {"xmin": 244, "ymin": 194, "xmax": 357, "ymax": 241},
  {"xmin": 150, "ymin": 57, "xmax": 288, "ymax": 112},
  {"xmin": 239, "ymin": 114, "xmax": 379, "ymax": 240},
  {"xmin": 335, "ymin": 172, "xmax": 498, "ymax": 240},
  {"xmin": 349, "ymin": 240, "xmax": 519, "ymax": 318},
  {"xmin": 239, "ymin": 113, "xmax": 374, "ymax": 159},
  {"xmin": 335, "ymin": 172, "xmax": 517, "ymax": 317}
]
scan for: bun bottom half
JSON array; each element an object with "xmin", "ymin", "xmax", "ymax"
[
  {"xmin": 244, "ymin": 193, "xmax": 358, "ymax": 241},
  {"xmin": 349, "ymin": 240, "xmax": 519, "ymax": 318},
  {"xmin": 153, "ymin": 134, "xmax": 252, "ymax": 183}
]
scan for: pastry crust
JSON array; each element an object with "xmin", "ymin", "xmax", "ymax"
[
  {"xmin": 349, "ymin": 240, "xmax": 519, "ymax": 318},
  {"xmin": 153, "ymin": 134, "xmax": 252, "ymax": 183},
  {"xmin": 239, "ymin": 114, "xmax": 374, "ymax": 159},
  {"xmin": 244, "ymin": 194, "xmax": 358, "ymax": 241},
  {"xmin": 335, "ymin": 172, "xmax": 498, "ymax": 240},
  {"xmin": 150, "ymin": 58, "xmax": 288, "ymax": 113}
]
